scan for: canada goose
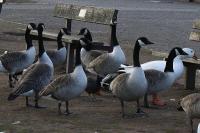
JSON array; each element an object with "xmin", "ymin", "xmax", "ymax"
[
  {"xmin": 177, "ymin": 93, "xmax": 200, "ymax": 133},
  {"xmin": 110, "ymin": 37, "xmax": 154, "ymax": 118},
  {"xmin": 119, "ymin": 48, "xmax": 197, "ymax": 106},
  {"xmin": 79, "ymin": 38, "xmax": 104, "ymax": 98},
  {"xmin": 8, "ymin": 23, "xmax": 54, "ymax": 108},
  {"xmin": 87, "ymin": 25, "xmax": 126, "ymax": 77},
  {"xmin": 143, "ymin": 47, "xmax": 188, "ymax": 108},
  {"xmin": 78, "ymin": 28, "xmax": 103, "ymax": 68},
  {"xmin": 85, "ymin": 71, "xmax": 103, "ymax": 98},
  {"xmin": 46, "ymin": 28, "xmax": 70, "ymax": 67},
  {"xmin": 79, "ymin": 38, "xmax": 103, "ymax": 68},
  {"xmin": 0, "ymin": 23, "xmax": 37, "ymax": 88},
  {"xmin": 39, "ymin": 38, "xmax": 87, "ymax": 115}
]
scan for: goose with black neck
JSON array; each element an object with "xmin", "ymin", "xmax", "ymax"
[
  {"xmin": 7, "ymin": 23, "xmax": 54, "ymax": 108},
  {"xmin": 110, "ymin": 37, "xmax": 154, "ymax": 118},
  {"xmin": 39, "ymin": 38, "xmax": 87, "ymax": 115},
  {"xmin": 143, "ymin": 47, "xmax": 188, "ymax": 108},
  {"xmin": 87, "ymin": 25, "xmax": 126, "ymax": 77},
  {"xmin": 0, "ymin": 23, "xmax": 37, "ymax": 88},
  {"xmin": 46, "ymin": 28, "xmax": 70, "ymax": 67}
]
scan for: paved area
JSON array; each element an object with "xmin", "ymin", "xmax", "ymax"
[{"xmin": 0, "ymin": 0, "xmax": 200, "ymax": 54}]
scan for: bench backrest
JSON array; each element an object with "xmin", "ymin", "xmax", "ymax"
[
  {"xmin": 54, "ymin": 4, "xmax": 118, "ymax": 25},
  {"xmin": 189, "ymin": 19, "xmax": 200, "ymax": 41}
]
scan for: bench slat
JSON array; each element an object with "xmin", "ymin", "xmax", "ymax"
[
  {"xmin": 189, "ymin": 31, "xmax": 200, "ymax": 41},
  {"xmin": 54, "ymin": 4, "xmax": 118, "ymax": 25},
  {"xmin": 193, "ymin": 19, "xmax": 200, "ymax": 30},
  {"xmin": 30, "ymin": 30, "xmax": 80, "ymax": 43}
]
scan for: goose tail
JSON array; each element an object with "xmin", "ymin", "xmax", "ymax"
[{"xmin": 8, "ymin": 93, "xmax": 18, "ymax": 101}]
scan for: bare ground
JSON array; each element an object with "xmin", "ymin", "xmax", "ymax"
[{"xmin": 0, "ymin": 20, "xmax": 199, "ymax": 133}]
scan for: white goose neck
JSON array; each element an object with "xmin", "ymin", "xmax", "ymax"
[
  {"xmin": 39, "ymin": 52, "xmax": 53, "ymax": 67},
  {"xmin": 26, "ymin": 46, "xmax": 36, "ymax": 55}
]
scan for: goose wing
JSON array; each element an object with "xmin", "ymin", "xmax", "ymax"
[
  {"xmin": 81, "ymin": 50, "xmax": 103, "ymax": 66},
  {"xmin": 144, "ymin": 69, "xmax": 166, "ymax": 88},
  {"xmin": 18, "ymin": 63, "xmax": 36, "ymax": 84},
  {"xmin": 0, "ymin": 51, "xmax": 27, "ymax": 71},
  {"xmin": 87, "ymin": 53, "xmax": 112, "ymax": 75},
  {"xmin": 88, "ymin": 50, "xmax": 103, "ymax": 59},
  {"xmin": 39, "ymin": 74, "xmax": 71, "ymax": 96},
  {"xmin": 181, "ymin": 93, "xmax": 200, "ymax": 110},
  {"xmin": 10, "ymin": 63, "xmax": 53, "ymax": 96},
  {"xmin": 110, "ymin": 73, "xmax": 129, "ymax": 94}
]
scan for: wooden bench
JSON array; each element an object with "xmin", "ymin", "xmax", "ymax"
[
  {"xmin": 29, "ymin": 4, "xmax": 118, "ymax": 73},
  {"xmin": 183, "ymin": 19, "xmax": 200, "ymax": 90}
]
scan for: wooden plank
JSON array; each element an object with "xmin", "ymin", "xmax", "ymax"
[
  {"xmin": 192, "ymin": 19, "xmax": 200, "ymax": 30},
  {"xmin": 189, "ymin": 31, "xmax": 200, "ymax": 42},
  {"xmin": 30, "ymin": 30, "xmax": 81, "ymax": 43},
  {"xmin": 183, "ymin": 59, "xmax": 200, "ymax": 68},
  {"xmin": 54, "ymin": 4, "xmax": 118, "ymax": 25}
]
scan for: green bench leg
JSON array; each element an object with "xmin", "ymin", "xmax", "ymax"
[{"xmin": 185, "ymin": 67, "xmax": 196, "ymax": 90}]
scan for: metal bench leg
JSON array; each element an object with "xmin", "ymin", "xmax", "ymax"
[{"xmin": 185, "ymin": 67, "xmax": 196, "ymax": 90}]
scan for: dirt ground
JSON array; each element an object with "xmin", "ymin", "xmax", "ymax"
[{"xmin": 0, "ymin": 20, "xmax": 199, "ymax": 133}]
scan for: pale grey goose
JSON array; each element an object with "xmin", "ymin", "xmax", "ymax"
[
  {"xmin": 39, "ymin": 39, "xmax": 87, "ymax": 115},
  {"xmin": 46, "ymin": 28, "xmax": 70, "ymax": 67},
  {"xmin": 79, "ymin": 37, "xmax": 103, "ymax": 68},
  {"xmin": 143, "ymin": 47, "xmax": 188, "ymax": 108},
  {"xmin": 8, "ymin": 23, "xmax": 54, "ymax": 108},
  {"xmin": 0, "ymin": 23, "xmax": 37, "ymax": 88},
  {"xmin": 86, "ymin": 25, "xmax": 126, "ymax": 77},
  {"xmin": 178, "ymin": 93, "xmax": 200, "ymax": 133},
  {"xmin": 110, "ymin": 37, "xmax": 154, "ymax": 118}
]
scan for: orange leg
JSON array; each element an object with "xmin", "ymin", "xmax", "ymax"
[{"xmin": 151, "ymin": 93, "xmax": 166, "ymax": 106}]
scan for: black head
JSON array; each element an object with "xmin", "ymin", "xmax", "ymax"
[
  {"xmin": 27, "ymin": 23, "xmax": 37, "ymax": 30},
  {"xmin": 79, "ymin": 37, "xmax": 92, "ymax": 51},
  {"xmin": 79, "ymin": 37, "xmax": 91, "ymax": 46},
  {"xmin": 60, "ymin": 28, "xmax": 71, "ymax": 35},
  {"xmin": 78, "ymin": 28, "xmax": 89, "ymax": 35},
  {"xmin": 37, "ymin": 23, "xmax": 45, "ymax": 32},
  {"xmin": 173, "ymin": 47, "xmax": 188, "ymax": 56},
  {"xmin": 137, "ymin": 37, "xmax": 154, "ymax": 46}
]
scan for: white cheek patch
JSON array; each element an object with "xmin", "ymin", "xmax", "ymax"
[
  {"xmin": 84, "ymin": 29, "xmax": 88, "ymax": 35},
  {"xmin": 60, "ymin": 29, "xmax": 64, "ymax": 34},
  {"xmin": 175, "ymin": 49, "xmax": 180, "ymax": 55},
  {"xmin": 80, "ymin": 40, "xmax": 86, "ymax": 46},
  {"xmin": 27, "ymin": 25, "xmax": 33, "ymax": 30},
  {"xmin": 138, "ymin": 40, "xmax": 145, "ymax": 46},
  {"xmin": 42, "ymin": 25, "xmax": 45, "ymax": 30}
]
